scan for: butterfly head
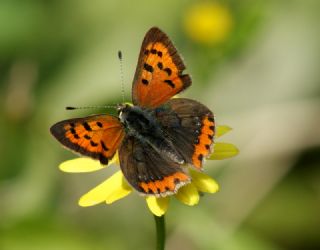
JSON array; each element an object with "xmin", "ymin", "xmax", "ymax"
[
  {"xmin": 117, "ymin": 103, "xmax": 132, "ymax": 113},
  {"xmin": 117, "ymin": 103, "xmax": 134, "ymax": 124}
]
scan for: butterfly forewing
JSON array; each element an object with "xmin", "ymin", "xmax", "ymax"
[
  {"xmin": 132, "ymin": 27, "xmax": 191, "ymax": 108},
  {"xmin": 50, "ymin": 115, "xmax": 125, "ymax": 165}
]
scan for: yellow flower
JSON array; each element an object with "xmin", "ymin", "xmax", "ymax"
[
  {"xmin": 184, "ymin": 2, "xmax": 233, "ymax": 45},
  {"xmin": 59, "ymin": 125, "xmax": 238, "ymax": 217}
]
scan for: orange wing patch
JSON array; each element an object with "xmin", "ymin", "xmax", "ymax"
[
  {"xmin": 132, "ymin": 27, "xmax": 191, "ymax": 108},
  {"xmin": 192, "ymin": 115, "xmax": 215, "ymax": 169},
  {"xmin": 51, "ymin": 115, "xmax": 125, "ymax": 165},
  {"xmin": 139, "ymin": 172, "xmax": 190, "ymax": 197}
]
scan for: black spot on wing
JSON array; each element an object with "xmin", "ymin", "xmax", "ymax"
[
  {"xmin": 69, "ymin": 128, "xmax": 80, "ymax": 139},
  {"xmin": 164, "ymin": 79, "xmax": 175, "ymax": 88},
  {"xmin": 99, "ymin": 155, "xmax": 109, "ymax": 165},
  {"xmin": 144, "ymin": 63, "xmax": 154, "ymax": 73},
  {"xmin": 142, "ymin": 79, "xmax": 149, "ymax": 85},
  {"xmin": 163, "ymin": 68, "xmax": 172, "ymax": 76},
  {"xmin": 174, "ymin": 178, "xmax": 180, "ymax": 184},
  {"xmin": 83, "ymin": 122, "xmax": 92, "ymax": 131},
  {"xmin": 101, "ymin": 141, "xmax": 109, "ymax": 151}
]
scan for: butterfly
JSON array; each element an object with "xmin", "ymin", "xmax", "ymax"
[{"xmin": 50, "ymin": 27, "xmax": 215, "ymax": 197}]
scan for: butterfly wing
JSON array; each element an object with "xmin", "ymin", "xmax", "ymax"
[
  {"xmin": 132, "ymin": 27, "xmax": 191, "ymax": 108},
  {"xmin": 50, "ymin": 115, "xmax": 125, "ymax": 165},
  {"xmin": 119, "ymin": 135, "xmax": 190, "ymax": 197},
  {"xmin": 155, "ymin": 98, "xmax": 215, "ymax": 170}
]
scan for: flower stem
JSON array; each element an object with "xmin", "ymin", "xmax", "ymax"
[{"xmin": 154, "ymin": 215, "xmax": 166, "ymax": 250}]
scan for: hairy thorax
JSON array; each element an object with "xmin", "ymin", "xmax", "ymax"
[{"xmin": 119, "ymin": 105, "xmax": 184, "ymax": 164}]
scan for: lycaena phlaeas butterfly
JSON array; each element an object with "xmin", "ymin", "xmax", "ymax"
[{"xmin": 50, "ymin": 27, "xmax": 215, "ymax": 197}]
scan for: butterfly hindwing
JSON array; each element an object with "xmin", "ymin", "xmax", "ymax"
[
  {"xmin": 50, "ymin": 115, "xmax": 125, "ymax": 165},
  {"xmin": 155, "ymin": 98, "xmax": 215, "ymax": 170},
  {"xmin": 119, "ymin": 136, "xmax": 191, "ymax": 197},
  {"xmin": 132, "ymin": 27, "xmax": 191, "ymax": 108}
]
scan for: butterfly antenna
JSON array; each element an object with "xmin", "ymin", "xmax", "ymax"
[
  {"xmin": 118, "ymin": 50, "xmax": 125, "ymax": 102},
  {"xmin": 66, "ymin": 105, "xmax": 117, "ymax": 110}
]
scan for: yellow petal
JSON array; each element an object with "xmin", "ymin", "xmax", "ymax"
[
  {"xmin": 110, "ymin": 151, "xmax": 120, "ymax": 165},
  {"xmin": 190, "ymin": 170, "xmax": 219, "ymax": 193},
  {"xmin": 79, "ymin": 171, "xmax": 131, "ymax": 207},
  {"xmin": 59, "ymin": 158, "xmax": 105, "ymax": 173},
  {"xmin": 215, "ymin": 125, "xmax": 232, "ymax": 138},
  {"xmin": 146, "ymin": 196, "xmax": 169, "ymax": 217},
  {"xmin": 209, "ymin": 142, "xmax": 239, "ymax": 160},
  {"xmin": 105, "ymin": 175, "xmax": 132, "ymax": 204},
  {"xmin": 175, "ymin": 183, "xmax": 199, "ymax": 206}
]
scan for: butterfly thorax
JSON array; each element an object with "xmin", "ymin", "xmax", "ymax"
[{"xmin": 119, "ymin": 104, "xmax": 185, "ymax": 164}]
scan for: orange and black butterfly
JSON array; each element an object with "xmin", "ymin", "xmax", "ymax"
[{"xmin": 50, "ymin": 27, "xmax": 215, "ymax": 197}]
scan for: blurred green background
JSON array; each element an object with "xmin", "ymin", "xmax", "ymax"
[{"xmin": 1, "ymin": 0, "xmax": 320, "ymax": 249}]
